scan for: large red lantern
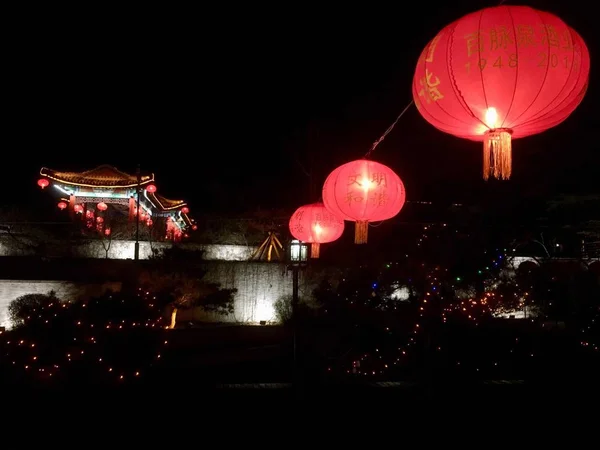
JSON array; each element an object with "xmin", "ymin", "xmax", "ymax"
[
  {"xmin": 57, "ymin": 201, "xmax": 67, "ymax": 210},
  {"xmin": 145, "ymin": 184, "xmax": 157, "ymax": 193},
  {"xmin": 322, "ymin": 159, "xmax": 406, "ymax": 244},
  {"xmin": 412, "ymin": 5, "xmax": 590, "ymax": 180},
  {"xmin": 37, "ymin": 178, "xmax": 49, "ymax": 189},
  {"xmin": 289, "ymin": 202, "xmax": 344, "ymax": 258},
  {"xmin": 96, "ymin": 202, "xmax": 108, "ymax": 211}
]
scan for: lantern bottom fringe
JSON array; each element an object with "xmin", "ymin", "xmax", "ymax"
[
  {"xmin": 483, "ymin": 129, "xmax": 512, "ymax": 180},
  {"xmin": 354, "ymin": 221, "xmax": 369, "ymax": 244},
  {"xmin": 311, "ymin": 242, "xmax": 320, "ymax": 258}
]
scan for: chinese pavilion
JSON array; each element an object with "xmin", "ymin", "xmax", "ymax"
[{"xmin": 37, "ymin": 164, "xmax": 194, "ymax": 241}]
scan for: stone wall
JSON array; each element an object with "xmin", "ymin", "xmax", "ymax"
[
  {"xmin": 0, "ymin": 237, "xmax": 257, "ymax": 261},
  {"xmin": 0, "ymin": 261, "xmax": 315, "ymax": 329},
  {"xmin": 177, "ymin": 262, "xmax": 311, "ymax": 324},
  {"xmin": 0, "ymin": 280, "xmax": 122, "ymax": 329}
]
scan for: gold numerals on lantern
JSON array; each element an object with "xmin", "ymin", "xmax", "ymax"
[
  {"xmin": 537, "ymin": 52, "xmax": 578, "ymax": 71},
  {"xmin": 466, "ymin": 54, "xmax": 518, "ymax": 73},
  {"xmin": 418, "ymin": 69, "xmax": 444, "ymax": 104}
]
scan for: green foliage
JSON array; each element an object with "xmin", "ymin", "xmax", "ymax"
[
  {"xmin": 8, "ymin": 291, "xmax": 59, "ymax": 328},
  {"xmin": 274, "ymin": 296, "xmax": 293, "ymax": 324}
]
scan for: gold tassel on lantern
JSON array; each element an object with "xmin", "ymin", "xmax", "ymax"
[
  {"xmin": 483, "ymin": 129, "xmax": 512, "ymax": 180},
  {"xmin": 311, "ymin": 242, "xmax": 320, "ymax": 258},
  {"xmin": 354, "ymin": 220, "xmax": 369, "ymax": 244}
]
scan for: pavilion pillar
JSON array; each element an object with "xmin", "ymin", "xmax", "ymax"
[{"xmin": 69, "ymin": 195, "xmax": 76, "ymax": 219}]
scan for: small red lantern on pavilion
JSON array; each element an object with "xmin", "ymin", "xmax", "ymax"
[
  {"xmin": 73, "ymin": 204, "xmax": 84, "ymax": 214},
  {"xmin": 181, "ymin": 206, "xmax": 190, "ymax": 214},
  {"xmin": 57, "ymin": 201, "xmax": 67, "ymax": 210},
  {"xmin": 412, "ymin": 5, "xmax": 590, "ymax": 180},
  {"xmin": 289, "ymin": 202, "xmax": 344, "ymax": 258},
  {"xmin": 146, "ymin": 184, "xmax": 157, "ymax": 193},
  {"xmin": 96, "ymin": 202, "xmax": 108, "ymax": 211},
  {"xmin": 322, "ymin": 159, "xmax": 406, "ymax": 244},
  {"xmin": 37, "ymin": 178, "xmax": 49, "ymax": 189}
]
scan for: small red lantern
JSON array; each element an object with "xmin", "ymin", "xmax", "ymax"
[
  {"xmin": 146, "ymin": 218, "xmax": 153, "ymax": 226},
  {"xmin": 73, "ymin": 204, "xmax": 84, "ymax": 214},
  {"xmin": 96, "ymin": 216, "xmax": 104, "ymax": 223},
  {"xmin": 145, "ymin": 184, "xmax": 157, "ymax": 193},
  {"xmin": 192, "ymin": 225, "xmax": 198, "ymax": 231},
  {"xmin": 322, "ymin": 159, "xmax": 406, "ymax": 244},
  {"xmin": 57, "ymin": 201, "xmax": 67, "ymax": 210},
  {"xmin": 37, "ymin": 178, "xmax": 49, "ymax": 189},
  {"xmin": 96, "ymin": 202, "xmax": 108, "ymax": 211},
  {"xmin": 181, "ymin": 206, "xmax": 190, "ymax": 214},
  {"xmin": 289, "ymin": 202, "xmax": 344, "ymax": 258},
  {"xmin": 412, "ymin": 5, "xmax": 590, "ymax": 180}
]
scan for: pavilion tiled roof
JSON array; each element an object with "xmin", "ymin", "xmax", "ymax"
[
  {"xmin": 146, "ymin": 191, "xmax": 187, "ymax": 211},
  {"xmin": 40, "ymin": 165, "xmax": 154, "ymax": 188}
]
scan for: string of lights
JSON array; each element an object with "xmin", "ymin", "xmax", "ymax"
[
  {"xmin": 335, "ymin": 223, "xmax": 551, "ymax": 378},
  {"xmin": 0, "ymin": 288, "xmax": 169, "ymax": 383}
]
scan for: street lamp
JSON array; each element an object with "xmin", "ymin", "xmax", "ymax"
[
  {"xmin": 288, "ymin": 239, "xmax": 307, "ymax": 385},
  {"xmin": 134, "ymin": 164, "xmax": 141, "ymax": 261}
]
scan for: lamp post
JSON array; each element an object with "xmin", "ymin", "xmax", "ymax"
[
  {"xmin": 134, "ymin": 164, "xmax": 141, "ymax": 261},
  {"xmin": 288, "ymin": 239, "xmax": 308, "ymax": 385}
]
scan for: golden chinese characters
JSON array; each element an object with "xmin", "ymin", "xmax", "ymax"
[
  {"xmin": 425, "ymin": 35, "xmax": 440, "ymax": 63},
  {"xmin": 516, "ymin": 25, "xmax": 536, "ymax": 47},
  {"xmin": 465, "ymin": 31, "xmax": 484, "ymax": 57},
  {"xmin": 369, "ymin": 192, "xmax": 388, "ymax": 206},
  {"xmin": 541, "ymin": 24, "xmax": 560, "ymax": 47},
  {"xmin": 418, "ymin": 69, "xmax": 444, "ymax": 104},
  {"xmin": 489, "ymin": 26, "xmax": 513, "ymax": 50}
]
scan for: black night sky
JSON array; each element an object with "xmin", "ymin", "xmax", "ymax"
[{"xmin": 6, "ymin": 0, "xmax": 598, "ymax": 214}]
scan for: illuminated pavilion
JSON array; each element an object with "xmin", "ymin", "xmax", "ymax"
[{"xmin": 37, "ymin": 165, "xmax": 194, "ymax": 241}]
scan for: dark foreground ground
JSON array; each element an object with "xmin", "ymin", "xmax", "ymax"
[{"xmin": 3, "ymin": 324, "xmax": 599, "ymax": 440}]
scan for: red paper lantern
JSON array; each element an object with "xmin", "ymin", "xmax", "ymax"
[
  {"xmin": 73, "ymin": 204, "xmax": 84, "ymax": 214},
  {"xmin": 57, "ymin": 201, "xmax": 67, "ymax": 210},
  {"xmin": 181, "ymin": 207, "xmax": 190, "ymax": 214},
  {"xmin": 96, "ymin": 202, "xmax": 108, "ymax": 211},
  {"xmin": 145, "ymin": 184, "xmax": 157, "ymax": 193},
  {"xmin": 289, "ymin": 202, "xmax": 344, "ymax": 258},
  {"xmin": 322, "ymin": 159, "xmax": 406, "ymax": 244},
  {"xmin": 37, "ymin": 178, "xmax": 49, "ymax": 189},
  {"xmin": 412, "ymin": 5, "xmax": 590, "ymax": 180}
]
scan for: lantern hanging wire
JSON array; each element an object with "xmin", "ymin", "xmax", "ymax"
[{"xmin": 363, "ymin": 0, "xmax": 506, "ymax": 160}]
